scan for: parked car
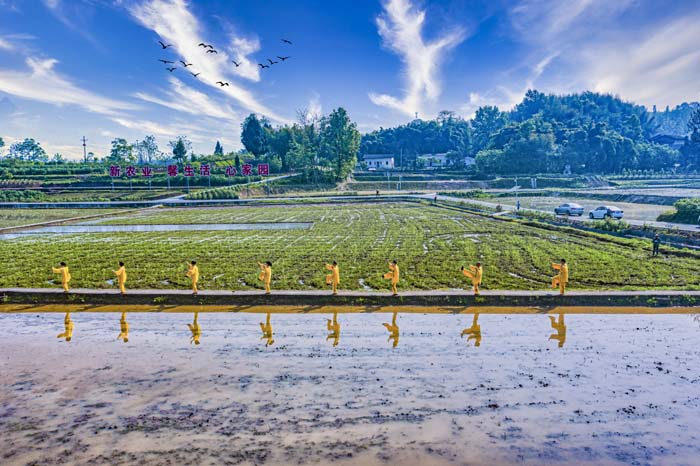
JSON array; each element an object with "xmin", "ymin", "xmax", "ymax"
[
  {"xmin": 554, "ymin": 203, "xmax": 584, "ymax": 216},
  {"xmin": 589, "ymin": 205, "xmax": 624, "ymax": 219}
]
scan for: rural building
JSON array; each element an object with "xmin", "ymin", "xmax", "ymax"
[
  {"xmin": 650, "ymin": 134, "xmax": 687, "ymax": 150},
  {"xmin": 417, "ymin": 153, "xmax": 448, "ymax": 168},
  {"xmin": 363, "ymin": 154, "xmax": 395, "ymax": 169}
]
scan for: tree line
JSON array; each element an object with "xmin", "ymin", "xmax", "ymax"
[{"xmin": 361, "ymin": 90, "xmax": 700, "ymax": 174}]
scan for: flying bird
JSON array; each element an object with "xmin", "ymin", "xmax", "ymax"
[
  {"xmin": 277, "ymin": 56, "xmax": 290, "ymax": 61},
  {"xmin": 267, "ymin": 58, "xmax": 278, "ymax": 65},
  {"xmin": 281, "ymin": 39, "xmax": 293, "ymax": 44},
  {"xmin": 191, "ymin": 72, "xmax": 201, "ymax": 78},
  {"xmin": 158, "ymin": 59, "xmax": 175, "ymax": 64},
  {"xmin": 206, "ymin": 49, "xmax": 218, "ymax": 54},
  {"xmin": 232, "ymin": 60, "xmax": 240, "ymax": 67},
  {"xmin": 216, "ymin": 81, "xmax": 230, "ymax": 86},
  {"xmin": 198, "ymin": 43, "xmax": 213, "ymax": 48},
  {"xmin": 180, "ymin": 61, "xmax": 193, "ymax": 67},
  {"xmin": 258, "ymin": 63, "xmax": 270, "ymax": 69},
  {"xmin": 166, "ymin": 67, "xmax": 177, "ymax": 72},
  {"xmin": 158, "ymin": 40, "xmax": 173, "ymax": 49}
]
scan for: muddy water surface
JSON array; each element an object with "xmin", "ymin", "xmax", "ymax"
[{"xmin": 1, "ymin": 312, "xmax": 699, "ymax": 465}]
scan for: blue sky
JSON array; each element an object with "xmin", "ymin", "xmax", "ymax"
[{"xmin": 0, "ymin": 0, "xmax": 699, "ymax": 159}]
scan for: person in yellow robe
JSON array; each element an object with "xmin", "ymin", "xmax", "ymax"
[
  {"xmin": 52, "ymin": 262, "xmax": 71, "ymax": 293},
  {"xmin": 551, "ymin": 259, "xmax": 569, "ymax": 295},
  {"xmin": 117, "ymin": 311, "xmax": 129, "ymax": 343},
  {"xmin": 548, "ymin": 313, "xmax": 566, "ymax": 348},
  {"xmin": 260, "ymin": 312, "xmax": 274, "ymax": 346},
  {"xmin": 326, "ymin": 312, "xmax": 341, "ymax": 347},
  {"xmin": 382, "ymin": 312, "xmax": 400, "ymax": 347},
  {"xmin": 188, "ymin": 312, "xmax": 201, "ymax": 345},
  {"xmin": 258, "ymin": 261, "xmax": 272, "ymax": 294},
  {"xmin": 384, "ymin": 261, "xmax": 400, "ymax": 296},
  {"xmin": 325, "ymin": 261, "xmax": 340, "ymax": 295},
  {"xmin": 113, "ymin": 261, "xmax": 127, "ymax": 294},
  {"xmin": 57, "ymin": 312, "xmax": 74, "ymax": 342},
  {"xmin": 460, "ymin": 313, "xmax": 482, "ymax": 347},
  {"xmin": 186, "ymin": 261, "xmax": 199, "ymax": 295},
  {"xmin": 461, "ymin": 262, "xmax": 483, "ymax": 295}
]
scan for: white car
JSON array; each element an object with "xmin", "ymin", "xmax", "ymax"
[{"xmin": 589, "ymin": 205, "xmax": 624, "ymax": 219}]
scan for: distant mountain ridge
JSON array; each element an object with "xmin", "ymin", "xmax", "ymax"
[{"xmin": 652, "ymin": 102, "xmax": 700, "ymax": 137}]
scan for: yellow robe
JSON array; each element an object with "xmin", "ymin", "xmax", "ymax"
[
  {"xmin": 462, "ymin": 264, "xmax": 483, "ymax": 295},
  {"xmin": 325, "ymin": 264, "xmax": 340, "ymax": 293},
  {"xmin": 551, "ymin": 263, "xmax": 569, "ymax": 294},
  {"xmin": 259, "ymin": 264, "xmax": 272, "ymax": 293},
  {"xmin": 386, "ymin": 263, "xmax": 400, "ymax": 294},
  {"xmin": 52, "ymin": 266, "xmax": 71, "ymax": 292},
  {"xmin": 114, "ymin": 266, "xmax": 127, "ymax": 293},
  {"xmin": 186, "ymin": 265, "xmax": 200, "ymax": 293}
]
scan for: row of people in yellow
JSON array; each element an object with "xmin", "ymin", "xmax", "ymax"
[
  {"xmin": 50, "ymin": 258, "xmax": 570, "ymax": 296},
  {"xmin": 55, "ymin": 311, "xmax": 567, "ymax": 348}
]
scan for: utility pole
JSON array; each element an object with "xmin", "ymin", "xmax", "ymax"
[{"xmin": 81, "ymin": 136, "xmax": 88, "ymax": 163}]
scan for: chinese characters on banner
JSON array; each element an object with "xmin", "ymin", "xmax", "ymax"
[{"xmin": 107, "ymin": 163, "xmax": 270, "ymax": 177}]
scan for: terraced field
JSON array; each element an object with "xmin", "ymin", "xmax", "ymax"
[
  {"xmin": 1, "ymin": 203, "xmax": 698, "ymax": 291},
  {"xmin": 0, "ymin": 209, "xmax": 121, "ymax": 228}
]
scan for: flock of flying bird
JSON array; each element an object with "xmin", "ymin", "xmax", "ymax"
[{"xmin": 156, "ymin": 39, "xmax": 292, "ymax": 86}]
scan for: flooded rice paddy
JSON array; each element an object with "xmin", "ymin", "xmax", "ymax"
[{"xmin": 2, "ymin": 309, "xmax": 700, "ymax": 465}]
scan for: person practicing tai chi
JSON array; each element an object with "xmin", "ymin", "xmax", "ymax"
[
  {"xmin": 113, "ymin": 261, "xmax": 127, "ymax": 294},
  {"xmin": 260, "ymin": 312, "xmax": 274, "ymax": 346},
  {"xmin": 325, "ymin": 261, "xmax": 340, "ymax": 295},
  {"xmin": 186, "ymin": 261, "xmax": 199, "ymax": 295},
  {"xmin": 57, "ymin": 312, "xmax": 74, "ymax": 342},
  {"xmin": 551, "ymin": 259, "xmax": 569, "ymax": 295},
  {"xmin": 382, "ymin": 312, "xmax": 400, "ymax": 348},
  {"xmin": 460, "ymin": 313, "xmax": 482, "ymax": 347},
  {"xmin": 117, "ymin": 311, "xmax": 129, "ymax": 343},
  {"xmin": 548, "ymin": 313, "xmax": 566, "ymax": 348},
  {"xmin": 652, "ymin": 234, "xmax": 661, "ymax": 257},
  {"xmin": 52, "ymin": 262, "xmax": 71, "ymax": 293},
  {"xmin": 258, "ymin": 261, "xmax": 273, "ymax": 294},
  {"xmin": 461, "ymin": 262, "xmax": 483, "ymax": 295},
  {"xmin": 384, "ymin": 261, "xmax": 400, "ymax": 296},
  {"xmin": 188, "ymin": 312, "xmax": 201, "ymax": 345},
  {"xmin": 326, "ymin": 312, "xmax": 341, "ymax": 347}
]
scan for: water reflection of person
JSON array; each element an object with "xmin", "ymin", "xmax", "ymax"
[
  {"xmin": 460, "ymin": 313, "xmax": 482, "ymax": 347},
  {"xmin": 260, "ymin": 312, "xmax": 274, "ymax": 346},
  {"xmin": 326, "ymin": 312, "xmax": 341, "ymax": 347},
  {"xmin": 188, "ymin": 312, "xmax": 202, "ymax": 345},
  {"xmin": 382, "ymin": 312, "xmax": 400, "ymax": 348},
  {"xmin": 117, "ymin": 311, "xmax": 129, "ymax": 343},
  {"xmin": 57, "ymin": 312, "xmax": 74, "ymax": 342},
  {"xmin": 548, "ymin": 313, "xmax": 566, "ymax": 348}
]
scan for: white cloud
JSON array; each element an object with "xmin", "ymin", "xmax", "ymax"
[
  {"xmin": 228, "ymin": 35, "xmax": 261, "ymax": 82},
  {"xmin": 307, "ymin": 92, "xmax": 322, "ymax": 120},
  {"xmin": 0, "ymin": 38, "xmax": 14, "ymax": 51},
  {"xmin": 134, "ymin": 76, "xmax": 239, "ymax": 121},
  {"xmin": 369, "ymin": 0, "xmax": 466, "ymax": 118},
  {"xmin": 129, "ymin": 0, "xmax": 288, "ymax": 123},
  {"xmin": 0, "ymin": 57, "xmax": 138, "ymax": 115}
]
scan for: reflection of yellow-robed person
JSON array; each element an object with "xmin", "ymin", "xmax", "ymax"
[
  {"xmin": 113, "ymin": 262, "xmax": 127, "ymax": 294},
  {"xmin": 57, "ymin": 312, "xmax": 74, "ymax": 342},
  {"xmin": 384, "ymin": 261, "xmax": 400, "ymax": 296},
  {"xmin": 461, "ymin": 262, "xmax": 483, "ymax": 296},
  {"xmin": 548, "ymin": 314, "xmax": 566, "ymax": 348},
  {"xmin": 52, "ymin": 262, "xmax": 71, "ymax": 293},
  {"xmin": 258, "ymin": 262, "xmax": 272, "ymax": 294},
  {"xmin": 188, "ymin": 312, "xmax": 201, "ymax": 345},
  {"xmin": 461, "ymin": 313, "xmax": 482, "ymax": 346},
  {"xmin": 551, "ymin": 259, "xmax": 569, "ymax": 295},
  {"xmin": 325, "ymin": 261, "xmax": 340, "ymax": 295},
  {"xmin": 260, "ymin": 312, "xmax": 274, "ymax": 346},
  {"xmin": 382, "ymin": 312, "xmax": 400, "ymax": 347},
  {"xmin": 186, "ymin": 261, "xmax": 199, "ymax": 295},
  {"xmin": 326, "ymin": 312, "xmax": 340, "ymax": 347},
  {"xmin": 117, "ymin": 311, "xmax": 129, "ymax": 343}
]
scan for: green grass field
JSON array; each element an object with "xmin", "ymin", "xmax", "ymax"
[
  {"xmin": 1, "ymin": 203, "xmax": 698, "ymax": 291},
  {"xmin": 0, "ymin": 209, "xmax": 121, "ymax": 228}
]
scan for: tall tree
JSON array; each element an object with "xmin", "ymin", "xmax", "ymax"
[
  {"xmin": 241, "ymin": 114, "xmax": 267, "ymax": 157},
  {"xmin": 682, "ymin": 107, "xmax": 700, "ymax": 168},
  {"xmin": 213, "ymin": 140, "xmax": 224, "ymax": 156},
  {"xmin": 8, "ymin": 138, "xmax": 48, "ymax": 162},
  {"xmin": 0, "ymin": 136, "xmax": 4, "ymax": 157},
  {"xmin": 135, "ymin": 135, "xmax": 159, "ymax": 164},
  {"xmin": 169, "ymin": 136, "xmax": 192, "ymax": 163},
  {"xmin": 106, "ymin": 138, "xmax": 134, "ymax": 163},
  {"xmin": 472, "ymin": 106, "xmax": 508, "ymax": 155},
  {"xmin": 319, "ymin": 107, "xmax": 361, "ymax": 181}
]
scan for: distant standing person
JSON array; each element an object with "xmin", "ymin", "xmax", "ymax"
[
  {"xmin": 461, "ymin": 262, "xmax": 483, "ymax": 296},
  {"xmin": 186, "ymin": 261, "xmax": 199, "ymax": 295},
  {"xmin": 325, "ymin": 261, "xmax": 340, "ymax": 295},
  {"xmin": 52, "ymin": 262, "xmax": 71, "ymax": 293},
  {"xmin": 516, "ymin": 199, "xmax": 521, "ymax": 211},
  {"xmin": 258, "ymin": 261, "xmax": 272, "ymax": 294},
  {"xmin": 551, "ymin": 259, "xmax": 569, "ymax": 295},
  {"xmin": 113, "ymin": 261, "xmax": 127, "ymax": 294},
  {"xmin": 652, "ymin": 234, "xmax": 661, "ymax": 257}
]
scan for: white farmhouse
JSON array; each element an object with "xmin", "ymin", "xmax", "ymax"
[{"xmin": 363, "ymin": 154, "xmax": 395, "ymax": 169}]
